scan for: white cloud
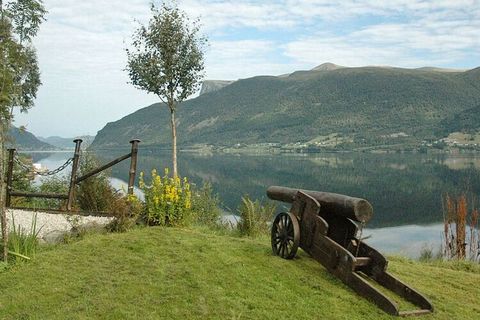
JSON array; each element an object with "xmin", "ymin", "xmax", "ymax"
[
  {"xmin": 284, "ymin": 1, "xmax": 480, "ymax": 68},
  {"xmin": 205, "ymin": 39, "xmax": 305, "ymax": 79}
]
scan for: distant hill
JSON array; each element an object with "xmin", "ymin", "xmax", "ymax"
[
  {"xmin": 7, "ymin": 127, "xmax": 56, "ymax": 151},
  {"xmin": 90, "ymin": 64, "xmax": 480, "ymax": 150},
  {"xmin": 39, "ymin": 135, "xmax": 95, "ymax": 150}
]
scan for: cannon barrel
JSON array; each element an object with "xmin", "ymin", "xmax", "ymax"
[{"xmin": 267, "ymin": 186, "xmax": 373, "ymax": 223}]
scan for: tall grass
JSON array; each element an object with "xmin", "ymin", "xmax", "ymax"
[
  {"xmin": 191, "ymin": 182, "xmax": 221, "ymax": 227},
  {"xmin": 443, "ymin": 194, "xmax": 479, "ymax": 262},
  {"xmin": 237, "ymin": 196, "xmax": 276, "ymax": 237},
  {"xmin": 8, "ymin": 213, "xmax": 42, "ymax": 263}
]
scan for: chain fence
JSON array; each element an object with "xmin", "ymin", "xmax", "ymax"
[{"xmin": 13, "ymin": 151, "xmax": 74, "ymax": 177}]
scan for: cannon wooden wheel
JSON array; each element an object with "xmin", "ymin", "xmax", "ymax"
[{"xmin": 271, "ymin": 212, "xmax": 300, "ymax": 259}]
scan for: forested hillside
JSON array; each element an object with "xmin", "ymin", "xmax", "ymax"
[
  {"xmin": 7, "ymin": 127, "xmax": 56, "ymax": 151},
  {"xmin": 90, "ymin": 65, "xmax": 480, "ymax": 149}
]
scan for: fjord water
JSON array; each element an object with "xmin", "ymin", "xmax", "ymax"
[{"xmin": 31, "ymin": 150, "xmax": 480, "ymax": 257}]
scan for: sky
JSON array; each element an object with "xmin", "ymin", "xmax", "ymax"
[{"xmin": 13, "ymin": 0, "xmax": 480, "ymax": 138}]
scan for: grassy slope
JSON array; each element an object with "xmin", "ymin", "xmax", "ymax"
[{"xmin": 0, "ymin": 227, "xmax": 479, "ymax": 319}]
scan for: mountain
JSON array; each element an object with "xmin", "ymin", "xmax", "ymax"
[
  {"xmin": 311, "ymin": 62, "xmax": 344, "ymax": 71},
  {"xmin": 199, "ymin": 80, "xmax": 235, "ymax": 95},
  {"xmin": 7, "ymin": 127, "xmax": 56, "ymax": 151},
  {"xmin": 90, "ymin": 65, "xmax": 480, "ymax": 150},
  {"xmin": 39, "ymin": 135, "xmax": 95, "ymax": 150}
]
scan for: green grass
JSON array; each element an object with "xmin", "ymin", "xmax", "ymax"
[{"xmin": 0, "ymin": 227, "xmax": 479, "ymax": 319}]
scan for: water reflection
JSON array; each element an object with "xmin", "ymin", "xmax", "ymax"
[{"xmin": 98, "ymin": 149, "xmax": 480, "ymax": 228}]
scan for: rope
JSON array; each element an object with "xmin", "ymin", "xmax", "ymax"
[{"xmin": 13, "ymin": 152, "xmax": 74, "ymax": 176}]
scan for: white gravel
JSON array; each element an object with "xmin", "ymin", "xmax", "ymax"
[{"xmin": 6, "ymin": 209, "xmax": 113, "ymax": 242}]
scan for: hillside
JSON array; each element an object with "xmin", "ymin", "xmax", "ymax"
[
  {"xmin": 90, "ymin": 65, "xmax": 480, "ymax": 150},
  {"xmin": 7, "ymin": 126, "xmax": 56, "ymax": 151},
  {"xmin": 39, "ymin": 135, "xmax": 95, "ymax": 150},
  {"xmin": 0, "ymin": 227, "xmax": 479, "ymax": 319}
]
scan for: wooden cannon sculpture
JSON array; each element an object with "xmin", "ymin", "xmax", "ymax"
[{"xmin": 267, "ymin": 186, "xmax": 433, "ymax": 317}]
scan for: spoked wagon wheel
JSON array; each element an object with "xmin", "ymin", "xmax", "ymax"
[{"xmin": 271, "ymin": 212, "xmax": 300, "ymax": 259}]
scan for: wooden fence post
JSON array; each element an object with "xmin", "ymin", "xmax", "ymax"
[
  {"xmin": 66, "ymin": 139, "xmax": 82, "ymax": 211},
  {"xmin": 127, "ymin": 139, "xmax": 140, "ymax": 195}
]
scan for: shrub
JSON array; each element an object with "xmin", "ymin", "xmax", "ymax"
[
  {"xmin": 192, "ymin": 182, "xmax": 221, "ymax": 226},
  {"xmin": 76, "ymin": 153, "xmax": 116, "ymax": 212},
  {"xmin": 107, "ymin": 194, "xmax": 143, "ymax": 232},
  {"xmin": 34, "ymin": 176, "xmax": 69, "ymax": 209},
  {"xmin": 139, "ymin": 168, "xmax": 192, "ymax": 226},
  {"xmin": 237, "ymin": 196, "xmax": 276, "ymax": 237}
]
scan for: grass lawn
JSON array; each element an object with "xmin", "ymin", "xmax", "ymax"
[{"xmin": 0, "ymin": 227, "xmax": 479, "ymax": 319}]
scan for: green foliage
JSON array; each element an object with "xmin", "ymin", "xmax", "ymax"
[
  {"xmin": 125, "ymin": 1, "xmax": 207, "ymax": 176},
  {"xmin": 5, "ymin": 0, "xmax": 47, "ymax": 43},
  {"xmin": 139, "ymin": 168, "xmax": 193, "ymax": 226},
  {"xmin": 237, "ymin": 195, "xmax": 276, "ymax": 237},
  {"xmin": 0, "ymin": 260, "xmax": 8, "ymax": 272},
  {"xmin": 33, "ymin": 175, "xmax": 69, "ymax": 209},
  {"xmin": 191, "ymin": 182, "xmax": 221, "ymax": 226},
  {"xmin": 125, "ymin": 2, "xmax": 206, "ymax": 106},
  {"xmin": 8, "ymin": 212, "xmax": 40, "ymax": 263},
  {"xmin": 76, "ymin": 153, "xmax": 116, "ymax": 212},
  {"xmin": 0, "ymin": 1, "xmax": 46, "ymax": 119},
  {"xmin": 106, "ymin": 194, "xmax": 143, "ymax": 233}
]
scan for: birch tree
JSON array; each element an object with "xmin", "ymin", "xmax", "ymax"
[{"xmin": 126, "ymin": 2, "xmax": 206, "ymax": 177}]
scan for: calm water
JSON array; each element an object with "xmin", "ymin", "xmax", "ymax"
[{"xmin": 28, "ymin": 149, "xmax": 480, "ymax": 258}]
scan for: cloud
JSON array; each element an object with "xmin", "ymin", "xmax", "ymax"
[
  {"xmin": 283, "ymin": 1, "xmax": 480, "ymax": 68},
  {"xmin": 204, "ymin": 40, "xmax": 302, "ymax": 79}
]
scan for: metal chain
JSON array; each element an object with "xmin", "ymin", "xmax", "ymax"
[{"xmin": 13, "ymin": 152, "xmax": 74, "ymax": 176}]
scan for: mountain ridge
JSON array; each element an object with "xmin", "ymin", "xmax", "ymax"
[
  {"xmin": 90, "ymin": 64, "xmax": 480, "ymax": 150},
  {"xmin": 7, "ymin": 126, "xmax": 56, "ymax": 151}
]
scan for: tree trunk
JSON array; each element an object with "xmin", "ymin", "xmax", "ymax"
[
  {"xmin": 170, "ymin": 109, "xmax": 178, "ymax": 177},
  {"xmin": 0, "ymin": 122, "xmax": 8, "ymax": 262}
]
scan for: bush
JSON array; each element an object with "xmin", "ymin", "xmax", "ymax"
[
  {"xmin": 34, "ymin": 176, "xmax": 69, "ymax": 209},
  {"xmin": 140, "ymin": 168, "xmax": 192, "ymax": 226},
  {"xmin": 237, "ymin": 196, "xmax": 276, "ymax": 237},
  {"xmin": 76, "ymin": 153, "xmax": 116, "ymax": 212},
  {"xmin": 107, "ymin": 194, "xmax": 143, "ymax": 232},
  {"xmin": 192, "ymin": 182, "xmax": 221, "ymax": 226}
]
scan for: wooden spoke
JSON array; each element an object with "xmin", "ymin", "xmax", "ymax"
[{"xmin": 271, "ymin": 212, "xmax": 300, "ymax": 259}]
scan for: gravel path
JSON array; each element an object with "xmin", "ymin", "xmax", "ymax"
[{"xmin": 6, "ymin": 209, "xmax": 113, "ymax": 243}]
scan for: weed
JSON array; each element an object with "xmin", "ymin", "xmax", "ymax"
[
  {"xmin": 8, "ymin": 213, "xmax": 41, "ymax": 263},
  {"xmin": 442, "ymin": 193, "xmax": 479, "ymax": 262},
  {"xmin": 237, "ymin": 195, "xmax": 276, "ymax": 237},
  {"xmin": 107, "ymin": 194, "xmax": 143, "ymax": 232},
  {"xmin": 191, "ymin": 182, "xmax": 221, "ymax": 227}
]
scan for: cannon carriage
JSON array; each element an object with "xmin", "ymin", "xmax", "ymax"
[{"xmin": 267, "ymin": 186, "xmax": 433, "ymax": 317}]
